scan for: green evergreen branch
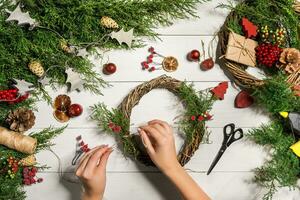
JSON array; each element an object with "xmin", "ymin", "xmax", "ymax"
[{"xmin": 248, "ymin": 121, "xmax": 300, "ymax": 200}]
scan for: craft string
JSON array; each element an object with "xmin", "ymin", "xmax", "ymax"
[{"xmin": 0, "ymin": 127, "xmax": 37, "ymax": 154}]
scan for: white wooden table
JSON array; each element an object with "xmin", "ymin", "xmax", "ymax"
[{"xmin": 25, "ymin": 1, "xmax": 300, "ymax": 199}]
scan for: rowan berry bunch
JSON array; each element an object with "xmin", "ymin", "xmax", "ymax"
[
  {"xmin": 0, "ymin": 89, "xmax": 29, "ymax": 104},
  {"xmin": 255, "ymin": 43, "xmax": 282, "ymax": 68},
  {"xmin": 22, "ymin": 167, "xmax": 43, "ymax": 186},
  {"xmin": 141, "ymin": 47, "xmax": 160, "ymax": 72}
]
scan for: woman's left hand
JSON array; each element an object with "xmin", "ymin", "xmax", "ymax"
[{"xmin": 76, "ymin": 145, "xmax": 113, "ymax": 200}]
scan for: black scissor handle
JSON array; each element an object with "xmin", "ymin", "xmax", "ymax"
[{"xmin": 223, "ymin": 123, "xmax": 244, "ymax": 147}]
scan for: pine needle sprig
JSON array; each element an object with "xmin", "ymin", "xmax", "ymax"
[
  {"xmin": 252, "ymin": 75, "xmax": 300, "ymax": 114},
  {"xmin": 29, "ymin": 126, "xmax": 67, "ymax": 152}
]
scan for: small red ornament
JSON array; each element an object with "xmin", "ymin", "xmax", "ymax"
[
  {"xmin": 149, "ymin": 47, "xmax": 155, "ymax": 53},
  {"xmin": 205, "ymin": 113, "xmax": 213, "ymax": 120},
  {"xmin": 198, "ymin": 116, "xmax": 204, "ymax": 121},
  {"xmin": 211, "ymin": 82, "xmax": 228, "ymax": 100},
  {"xmin": 200, "ymin": 58, "xmax": 215, "ymax": 71},
  {"xmin": 103, "ymin": 63, "xmax": 117, "ymax": 75},
  {"xmin": 113, "ymin": 125, "xmax": 122, "ymax": 133},
  {"xmin": 241, "ymin": 17, "xmax": 258, "ymax": 38},
  {"xmin": 187, "ymin": 50, "xmax": 201, "ymax": 61},
  {"xmin": 191, "ymin": 116, "xmax": 196, "ymax": 121},
  {"xmin": 255, "ymin": 43, "xmax": 282, "ymax": 68},
  {"xmin": 235, "ymin": 90, "xmax": 254, "ymax": 108},
  {"xmin": 68, "ymin": 104, "xmax": 83, "ymax": 117}
]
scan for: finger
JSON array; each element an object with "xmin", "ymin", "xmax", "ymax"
[
  {"xmin": 148, "ymin": 120, "xmax": 171, "ymax": 133},
  {"xmin": 76, "ymin": 146, "xmax": 105, "ymax": 175},
  {"xmin": 78, "ymin": 145, "xmax": 106, "ymax": 168},
  {"xmin": 149, "ymin": 123, "xmax": 167, "ymax": 136},
  {"xmin": 138, "ymin": 129, "xmax": 155, "ymax": 155},
  {"xmin": 140, "ymin": 125, "xmax": 163, "ymax": 142},
  {"xmin": 84, "ymin": 147, "xmax": 110, "ymax": 173},
  {"xmin": 97, "ymin": 148, "xmax": 113, "ymax": 170}
]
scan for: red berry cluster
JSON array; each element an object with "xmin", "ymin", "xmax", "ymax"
[
  {"xmin": 5, "ymin": 156, "xmax": 20, "ymax": 179},
  {"xmin": 76, "ymin": 135, "xmax": 90, "ymax": 153},
  {"xmin": 22, "ymin": 167, "xmax": 43, "ymax": 185},
  {"xmin": 190, "ymin": 112, "xmax": 213, "ymax": 122},
  {"xmin": 108, "ymin": 122, "xmax": 122, "ymax": 133},
  {"xmin": 255, "ymin": 43, "xmax": 282, "ymax": 67},
  {"xmin": 0, "ymin": 89, "xmax": 29, "ymax": 104},
  {"xmin": 141, "ymin": 47, "xmax": 160, "ymax": 72}
]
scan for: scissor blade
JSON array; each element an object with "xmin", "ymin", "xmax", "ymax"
[{"xmin": 207, "ymin": 148, "xmax": 226, "ymax": 175}]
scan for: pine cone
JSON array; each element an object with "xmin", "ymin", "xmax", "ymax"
[
  {"xmin": 60, "ymin": 40, "xmax": 73, "ymax": 53},
  {"xmin": 100, "ymin": 16, "xmax": 119, "ymax": 29},
  {"xmin": 280, "ymin": 48, "xmax": 300, "ymax": 64},
  {"xmin": 6, "ymin": 108, "xmax": 36, "ymax": 132},
  {"xmin": 19, "ymin": 155, "xmax": 36, "ymax": 166},
  {"xmin": 28, "ymin": 61, "xmax": 45, "ymax": 77}
]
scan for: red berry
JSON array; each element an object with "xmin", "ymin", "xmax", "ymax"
[
  {"xmin": 103, "ymin": 63, "xmax": 117, "ymax": 75},
  {"xmin": 188, "ymin": 50, "xmax": 200, "ymax": 61},
  {"xmin": 191, "ymin": 116, "xmax": 196, "ymax": 121},
  {"xmin": 149, "ymin": 47, "xmax": 155, "ymax": 53},
  {"xmin": 149, "ymin": 67, "xmax": 155, "ymax": 72},
  {"xmin": 198, "ymin": 116, "xmax": 205, "ymax": 121},
  {"xmin": 113, "ymin": 125, "xmax": 122, "ymax": 133},
  {"xmin": 67, "ymin": 104, "xmax": 83, "ymax": 117}
]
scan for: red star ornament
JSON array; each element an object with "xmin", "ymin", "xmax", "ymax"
[{"xmin": 241, "ymin": 17, "xmax": 258, "ymax": 38}]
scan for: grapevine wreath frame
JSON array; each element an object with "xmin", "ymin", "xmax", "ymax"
[
  {"xmin": 218, "ymin": 1, "xmax": 300, "ymax": 88},
  {"xmin": 91, "ymin": 75, "xmax": 223, "ymax": 166}
]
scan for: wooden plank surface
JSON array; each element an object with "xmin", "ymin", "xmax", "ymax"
[{"xmin": 24, "ymin": 0, "xmax": 300, "ymax": 199}]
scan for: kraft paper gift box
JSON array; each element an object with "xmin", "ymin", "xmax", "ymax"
[{"xmin": 225, "ymin": 32, "xmax": 258, "ymax": 67}]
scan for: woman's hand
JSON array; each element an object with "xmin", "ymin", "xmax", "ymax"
[
  {"xmin": 139, "ymin": 119, "xmax": 181, "ymax": 173},
  {"xmin": 139, "ymin": 120, "xmax": 211, "ymax": 200},
  {"xmin": 76, "ymin": 145, "xmax": 113, "ymax": 200}
]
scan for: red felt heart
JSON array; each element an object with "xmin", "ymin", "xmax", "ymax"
[{"xmin": 235, "ymin": 90, "xmax": 254, "ymax": 108}]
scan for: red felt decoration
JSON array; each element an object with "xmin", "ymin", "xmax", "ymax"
[
  {"xmin": 235, "ymin": 90, "xmax": 254, "ymax": 108},
  {"xmin": 211, "ymin": 82, "xmax": 228, "ymax": 100},
  {"xmin": 241, "ymin": 17, "xmax": 258, "ymax": 38}
]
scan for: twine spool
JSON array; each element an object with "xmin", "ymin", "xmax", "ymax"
[{"xmin": 0, "ymin": 127, "xmax": 37, "ymax": 154}]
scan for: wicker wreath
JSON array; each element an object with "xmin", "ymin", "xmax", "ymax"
[
  {"xmin": 91, "ymin": 75, "xmax": 219, "ymax": 166},
  {"xmin": 218, "ymin": 1, "xmax": 300, "ymax": 89}
]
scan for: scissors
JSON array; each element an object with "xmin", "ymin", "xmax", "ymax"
[{"xmin": 207, "ymin": 123, "xmax": 243, "ymax": 175}]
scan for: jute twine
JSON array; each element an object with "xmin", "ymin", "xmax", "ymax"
[
  {"xmin": 118, "ymin": 75, "xmax": 204, "ymax": 166},
  {"xmin": 0, "ymin": 127, "xmax": 37, "ymax": 154},
  {"xmin": 218, "ymin": 1, "xmax": 300, "ymax": 89}
]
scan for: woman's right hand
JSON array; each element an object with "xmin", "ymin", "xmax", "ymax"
[{"xmin": 138, "ymin": 119, "xmax": 181, "ymax": 173}]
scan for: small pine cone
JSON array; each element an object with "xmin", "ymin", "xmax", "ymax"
[
  {"xmin": 19, "ymin": 155, "xmax": 36, "ymax": 167},
  {"xmin": 6, "ymin": 108, "xmax": 36, "ymax": 132},
  {"xmin": 280, "ymin": 48, "xmax": 300, "ymax": 64},
  {"xmin": 28, "ymin": 61, "xmax": 44, "ymax": 77},
  {"xmin": 100, "ymin": 16, "xmax": 119, "ymax": 29},
  {"xmin": 60, "ymin": 40, "xmax": 73, "ymax": 53}
]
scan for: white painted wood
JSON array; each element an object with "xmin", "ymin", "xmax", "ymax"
[
  {"xmin": 156, "ymin": 0, "xmax": 232, "ymax": 36},
  {"xmin": 25, "ymin": 172, "xmax": 300, "ymax": 200}
]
